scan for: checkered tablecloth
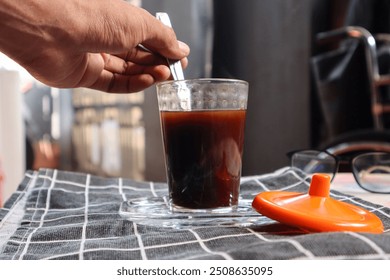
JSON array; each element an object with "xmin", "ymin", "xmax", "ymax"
[{"xmin": 0, "ymin": 167, "xmax": 389, "ymax": 260}]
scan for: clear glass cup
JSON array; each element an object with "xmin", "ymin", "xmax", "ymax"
[{"xmin": 156, "ymin": 78, "xmax": 249, "ymax": 213}]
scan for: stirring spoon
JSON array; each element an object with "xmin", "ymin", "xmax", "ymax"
[{"xmin": 155, "ymin": 12, "xmax": 185, "ymax": 80}]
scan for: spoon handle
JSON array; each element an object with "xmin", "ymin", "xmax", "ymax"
[{"xmin": 156, "ymin": 12, "xmax": 185, "ymax": 80}]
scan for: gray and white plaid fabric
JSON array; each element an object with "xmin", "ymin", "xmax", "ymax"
[{"xmin": 0, "ymin": 167, "xmax": 389, "ymax": 260}]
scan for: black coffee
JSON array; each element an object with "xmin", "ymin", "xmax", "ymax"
[{"xmin": 160, "ymin": 110, "xmax": 246, "ymax": 209}]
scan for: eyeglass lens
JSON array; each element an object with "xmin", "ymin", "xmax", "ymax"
[
  {"xmin": 291, "ymin": 150, "xmax": 390, "ymax": 193},
  {"xmin": 291, "ymin": 150, "xmax": 337, "ymax": 180},
  {"xmin": 352, "ymin": 152, "xmax": 390, "ymax": 193}
]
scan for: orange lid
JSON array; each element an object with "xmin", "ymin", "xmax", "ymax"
[{"xmin": 252, "ymin": 173, "xmax": 384, "ymax": 233}]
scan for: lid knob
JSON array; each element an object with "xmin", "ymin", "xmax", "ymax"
[{"xmin": 308, "ymin": 173, "xmax": 330, "ymax": 197}]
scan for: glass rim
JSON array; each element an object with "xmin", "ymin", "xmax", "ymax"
[{"xmin": 156, "ymin": 78, "xmax": 249, "ymax": 87}]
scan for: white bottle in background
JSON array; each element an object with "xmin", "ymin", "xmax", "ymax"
[{"xmin": 0, "ymin": 68, "xmax": 25, "ymax": 204}]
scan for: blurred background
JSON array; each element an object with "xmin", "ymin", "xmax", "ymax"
[{"xmin": 1, "ymin": 0, "xmax": 390, "ymax": 204}]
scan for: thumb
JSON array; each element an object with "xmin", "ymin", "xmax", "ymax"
[{"xmin": 137, "ymin": 11, "xmax": 190, "ymax": 60}]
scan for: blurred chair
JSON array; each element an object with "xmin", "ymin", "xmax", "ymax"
[{"xmin": 312, "ymin": 26, "xmax": 390, "ymax": 169}]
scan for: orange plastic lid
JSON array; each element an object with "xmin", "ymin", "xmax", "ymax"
[{"xmin": 252, "ymin": 173, "xmax": 384, "ymax": 233}]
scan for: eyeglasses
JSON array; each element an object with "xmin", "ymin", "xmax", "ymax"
[{"xmin": 287, "ymin": 150, "xmax": 390, "ymax": 193}]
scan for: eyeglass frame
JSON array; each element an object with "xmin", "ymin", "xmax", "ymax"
[{"xmin": 286, "ymin": 149, "xmax": 390, "ymax": 194}]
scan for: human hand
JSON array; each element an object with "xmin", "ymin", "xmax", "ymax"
[{"xmin": 0, "ymin": 0, "xmax": 190, "ymax": 93}]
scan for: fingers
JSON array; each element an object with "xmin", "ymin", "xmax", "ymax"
[
  {"xmin": 100, "ymin": 49, "xmax": 188, "ymax": 86},
  {"xmin": 103, "ymin": 52, "xmax": 188, "ymax": 75},
  {"xmin": 79, "ymin": 50, "xmax": 189, "ymax": 93},
  {"xmin": 88, "ymin": 64, "xmax": 172, "ymax": 93},
  {"xmin": 102, "ymin": 48, "xmax": 165, "ymax": 72}
]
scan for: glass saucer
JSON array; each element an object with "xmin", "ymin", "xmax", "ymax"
[{"xmin": 119, "ymin": 196, "xmax": 266, "ymax": 228}]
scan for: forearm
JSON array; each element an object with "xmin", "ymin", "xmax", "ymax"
[
  {"xmin": 0, "ymin": 0, "xmax": 37, "ymax": 62},
  {"xmin": 0, "ymin": 0, "xmax": 85, "ymax": 65}
]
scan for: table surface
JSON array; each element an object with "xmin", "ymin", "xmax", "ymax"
[{"xmin": 0, "ymin": 167, "xmax": 389, "ymax": 260}]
